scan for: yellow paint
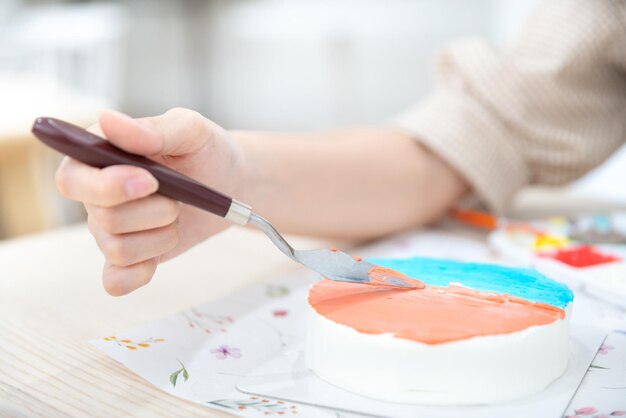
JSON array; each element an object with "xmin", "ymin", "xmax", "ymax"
[{"xmin": 533, "ymin": 234, "xmax": 569, "ymax": 251}]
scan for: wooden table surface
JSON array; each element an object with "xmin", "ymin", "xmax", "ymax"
[
  {"xmin": 0, "ymin": 224, "xmax": 323, "ymax": 417},
  {"xmin": 3, "ymin": 207, "xmax": 625, "ymax": 417}
]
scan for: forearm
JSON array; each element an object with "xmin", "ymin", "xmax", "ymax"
[{"xmin": 232, "ymin": 127, "xmax": 468, "ymax": 240}]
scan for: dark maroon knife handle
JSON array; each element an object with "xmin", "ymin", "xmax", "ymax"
[{"xmin": 32, "ymin": 117, "xmax": 232, "ymax": 218}]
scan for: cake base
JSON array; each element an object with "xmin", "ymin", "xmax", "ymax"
[
  {"xmin": 305, "ymin": 257, "xmax": 574, "ymax": 405},
  {"xmin": 306, "ymin": 305, "xmax": 570, "ymax": 405}
]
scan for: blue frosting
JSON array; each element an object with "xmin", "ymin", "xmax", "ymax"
[{"xmin": 368, "ymin": 256, "xmax": 574, "ymax": 309}]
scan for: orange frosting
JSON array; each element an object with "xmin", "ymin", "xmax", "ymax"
[
  {"xmin": 367, "ymin": 266, "xmax": 425, "ymax": 289},
  {"xmin": 308, "ymin": 279, "xmax": 565, "ymax": 345}
]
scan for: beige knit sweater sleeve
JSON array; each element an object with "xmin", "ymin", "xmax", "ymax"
[{"xmin": 393, "ymin": 0, "xmax": 626, "ymax": 213}]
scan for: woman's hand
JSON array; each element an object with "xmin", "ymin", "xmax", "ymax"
[{"xmin": 55, "ymin": 108, "xmax": 246, "ymax": 296}]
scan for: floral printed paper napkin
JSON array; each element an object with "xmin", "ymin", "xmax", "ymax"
[{"xmin": 92, "ymin": 272, "xmax": 359, "ymax": 417}]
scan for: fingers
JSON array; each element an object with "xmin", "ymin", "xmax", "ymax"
[
  {"xmin": 56, "ymin": 157, "xmax": 158, "ymax": 207},
  {"xmin": 82, "ymin": 182, "xmax": 180, "ymax": 296},
  {"xmin": 85, "ymin": 195, "xmax": 180, "ymax": 234},
  {"xmin": 88, "ymin": 217, "xmax": 179, "ymax": 267},
  {"xmin": 99, "ymin": 107, "xmax": 217, "ymax": 157},
  {"xmin": 102, "ymin": 259, "xmax": 158, "ymax": 296},
  {"xmin": 56, "ymin": 107, "xmax": 227, "ymax": 296}
]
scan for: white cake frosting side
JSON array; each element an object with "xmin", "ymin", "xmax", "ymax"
[{"xmin": 305, "ymin": 304, "xmax": 570, "ymax": 405}]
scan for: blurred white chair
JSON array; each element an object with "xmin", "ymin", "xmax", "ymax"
[{"xmin": 1, "ymin": 2, "xmax": 127, "ymax": 106}]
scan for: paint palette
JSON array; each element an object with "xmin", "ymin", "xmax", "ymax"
[{"xmin": 488, "ymin": 213, "xmax": 626, "ymax": 308}]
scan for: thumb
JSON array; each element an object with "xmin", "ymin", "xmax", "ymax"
[{"xmin": 98, "ymin": 108, "xmax": 214, "ymax": 157}]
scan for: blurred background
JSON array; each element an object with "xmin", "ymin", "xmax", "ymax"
[{"xmin": 0, "ymin": 0, "xmax": 624, "ymax": 240}]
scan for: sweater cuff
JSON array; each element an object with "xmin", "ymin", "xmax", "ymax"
[{"xmin": 392, "ymin": 88, "xmax": 530, "ymax": 214}]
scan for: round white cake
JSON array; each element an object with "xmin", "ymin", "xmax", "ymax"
[{"xmin": 305, "ymin": 257, "xmax": 573, "ymax": 405}]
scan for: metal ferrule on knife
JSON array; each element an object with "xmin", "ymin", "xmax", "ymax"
[{"xmin": 224, "ymin": 199, "xmax": 252, "ymax": 225}]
